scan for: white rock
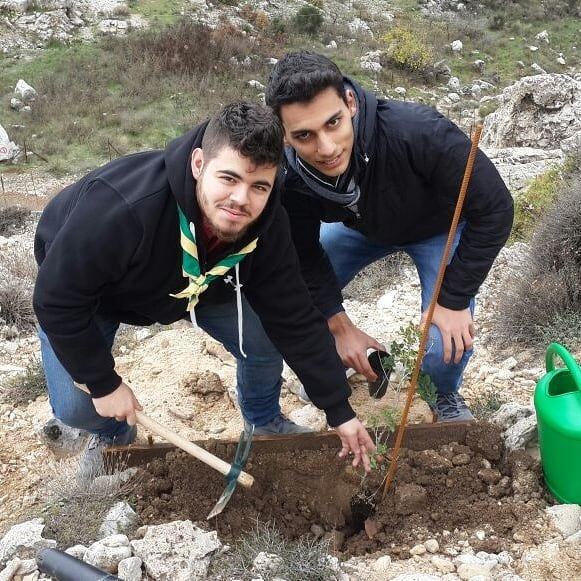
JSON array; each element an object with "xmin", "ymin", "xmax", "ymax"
[
  {"xmin": 535, "ymin": 30, "xmax": 549, "ymax": 44},
  {"xmin": 565, "ymin": 530, "xmax": 581, "ymax": 544},
  {"xmin": 373, "ymin": 555, "xmax": 392, "ymax": 571},
  {"xmin": 545, "ymin": 505, "xmax": 581, "ymax": 537},
  {"xmin": 504, "ymin": 414, "xmax": 537, "ymax": 450},
  {"xmin": 64, "ymin": 545, "xmax": 87, "ymax": 560},
  {"xmin": 448, "ymin": 76, "xmax": 461, "ymax": 90},
  {"xmin": 84, "ymin": 539, "xmax": 131, "ymax": 573},
  {"xmin": 99, "ymin": 502, "xmax": 138, "ymax": 538},
  {"xmin": 431, "ymin": 555, "xmax": 455, "ymax": 573},
  {"xmin": 410, "ymin": 544, "xmax": 427, "ymax": 555},
  {"xmin": 130, "ymin": 520, "xmax": 221, "ymax": 580},
  {"xmin": 252, "ymin": 552, "xmax": 282, "ymax": 575},
  {"xmin": 529, "ymin": 45, "xmax": 539, "ymax": 52},
  {"xmin": 0, "ymin": 124, "xmax": 19, "ymax": 162},
  {"xmin": 326, "ymin": 40, "xmax": 337, "ymax": 49},
  {"xmin": 531, "ymin": 63, "xmax": 547, "ymax": 75},
  {"xmin": 133, "ymin": 328, "xmax": 151, "ymax": 341},
  {"xmin": 0, "ymin": 559, "xmax": 20, "ymax": 580},
  {"xmin": 248, "ymin": 80, "xmax": 265, "ymax": 91},
  {"xmin": 117, "ymin": 556, "xmax": 142, "ymax": 581},
  {"xmin": 557, "ymin": 56, "xmax": 566, "ymax": 65},
  {"xmin": 392, "ymin": 575, "xmax": 441, "ymax": 581},
  {"xmin": 491, "ymin": 402, "xmax": 534, "ymax": 430},
  {"xmin": 424, "ymin": 539, "xmax": 439, "ymax": 553},
  {"xmin": 500, "ymin": 356, "xmax": 518, "ymax": 370},
  {"xmin": 288, "ymin": 404, "xmax": 326, "ymax": 431},
  {"xmin": 451, "ymin": 40, "xmax": 463, "ymax": 52},
  {"xmin": 447, "ymin": 92, "xmax": 461, "ymax": 103},
  {"xmin": 395, "ymin": 86, "xmax": 407, "ymax": 96},
  {"xmin": 0, "ymin": 519, "xmax": 56, "ymax": 568},
  {"xmin": 14, "ymin": 79, "xmax": 37, "ymax": 103}
]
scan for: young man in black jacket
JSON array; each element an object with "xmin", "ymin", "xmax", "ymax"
[
  {"xmin": 33, "ymin": 102, "xmax": 374, "ymax": 470},
  {"xmin": 260, "ymin": 51, "xmax": 514, "ymax": 421}
]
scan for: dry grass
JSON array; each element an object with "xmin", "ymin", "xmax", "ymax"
[
  {"xmin": 210, "ymin": 520, "xmax": 336, "ymax": 581},
  {"xmin": 0, "ymin": 206, "xmax": 31, "ymax": 237},
  {"xmin": 42, "ymin": 453, "xmax": 141, "ymax": 548},
  {"xmin": 0, "ymin": 357, "xmax": 46, "ymax": 407},
  {"xmin": 497, "ymin": 163, "xmax": 581, "ymax": 349},
  {"xmin": 0, "ymin": 245, "xmax": 37, "ymax": 331}
]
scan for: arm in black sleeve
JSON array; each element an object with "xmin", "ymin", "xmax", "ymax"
[
  {"xmin": 33, "ymin": 180, "xmax": 141, "ymax": 397},
  {"xmin": 245, "ymin": 207, "xmax": 354, "ymax": 427},
  {"xmin": 282, "ymin": 188, "xmax": 345, "ymax": 318},
  {"xmin": 421, "ymin": 116, "xmax": 514, "ymax": 309}
]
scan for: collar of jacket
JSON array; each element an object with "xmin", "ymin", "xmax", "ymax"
[{"xmin": 163, "ymin": 122, "xmax": 282, "ymax": 266}]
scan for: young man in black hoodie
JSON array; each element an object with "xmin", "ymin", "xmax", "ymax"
[
  {"xmin": 34, "ymin": 102, "xmax": 374, "ymax": 471},
  {"xmin": 258, "ymin": 51, "xmax": 514, "ymax": 421}
]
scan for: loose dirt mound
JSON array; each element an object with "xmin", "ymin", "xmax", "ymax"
[{"xmin": 133, "ymin": 423, "xmax": 552, "ymax": 558}]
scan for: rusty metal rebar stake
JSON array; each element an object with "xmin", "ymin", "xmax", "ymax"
[{"xmin": 381, "ymin": 124, "xmax": 484, "ymax": 499}]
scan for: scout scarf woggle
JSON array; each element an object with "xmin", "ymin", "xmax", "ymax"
[{"xmin": 171, "ymin": 205, "xmax": 258, "ymax": 356}]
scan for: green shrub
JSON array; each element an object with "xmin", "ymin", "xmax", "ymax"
[
  {"xmin": 382, "ymin": 26, "xmax": 434, "ymax": 73},
  {"xmin": 293, "ymin": 5, "xmax": 324, "ymax": 37},
  {"xmin": 510, "ymin": 161, "xmax": 571, "ymax": 243}
]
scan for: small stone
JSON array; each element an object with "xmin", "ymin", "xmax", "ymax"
[
  {"xmin": 478, "ymin": 468, "xmax": 501, "ymax": 485},
  {"xmin": 410, "ymin": 543, "xmax": 427, "ymax": 555},
  {"xmin": 424, "ymin": 539, "xmax": 439, "ymax": 553},
  {"xmin": 431, "ymin": 555, "xmax": 455, "ymax": 573},
  {"xmin": 310, "ymin": 524, "xmax": 324, "ymax": 539},
  {"xmin": 475, "ymin": 530, "xmax": 486, "ymax": 540},
  {"xmin": 373, "ymin": 555, "xmax": 392, "ymax": 571},
  {"xmin": 545, "ymin": 505, "xmax": 581, "ymax": 537}
]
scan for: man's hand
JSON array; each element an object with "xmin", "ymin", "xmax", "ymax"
[
  {"xmin": 328, "ymin": 312, "xmax": 384, "ymax": 381},
  {"xmin": 422, "ymin": 304, "xmax": 475, "ymax": 364},
  {"xmin": 92, "ymin": 382, "xmax": 143, "ymax": 426},
  {"xmin": 335, "ymin": 417, "xmax": 375, "ymax": 472}
]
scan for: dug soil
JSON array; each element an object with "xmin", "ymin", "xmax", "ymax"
[{"xmin": 133, "ymin": 422, "xmax": 551, "ymax": 558}]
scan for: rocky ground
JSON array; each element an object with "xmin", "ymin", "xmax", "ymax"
[{"xmin": 1, "ymin": 1, "xmax": 580, "ymax": 579}]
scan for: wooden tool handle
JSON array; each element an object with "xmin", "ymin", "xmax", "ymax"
[
  {"xmin": 135, "ymin": 411, "xmax": 254, "ymax": 488},
  {"xmin": 74, "ymin": 382, "xmax": 254, "ymax": 488}
]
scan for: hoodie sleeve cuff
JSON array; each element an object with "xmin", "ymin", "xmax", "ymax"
[
  {"xmin": 86, "ymin": 372, "xmax": 123, "ymax": 398},
  {"xmin": 324, "ymin": 400, "xmax": 356, "ymax": 427}
]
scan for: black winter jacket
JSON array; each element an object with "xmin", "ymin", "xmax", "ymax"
[
  {"xmin": 33, "ymin": 124, "xmax": 354, "ymax": 426},
  {"xmin": 282, "ymin": 80, "xmax": 514, "ymax": 317}
]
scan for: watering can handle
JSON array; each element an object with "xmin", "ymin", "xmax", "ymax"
[{"xmin": 545, "ymin": 343, "xmax": 581, "ymax": 391}]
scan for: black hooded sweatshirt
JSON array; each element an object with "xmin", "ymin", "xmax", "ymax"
[
  {"xmin": 33, "ymin": 123, "xmax": 355, "ymax": 427},
  {"xmin": 282, "ymin": 79, "xmax": 514, "ymax": 318}
]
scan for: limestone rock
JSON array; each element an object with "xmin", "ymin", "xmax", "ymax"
[
  {"xmin": 99, "ymin": 502, "xmax": 139, "ymax": 538},
  {"xmin": 482, "ymin": 74, "xmax": 581, "ymax": 150},
  {"xmin": 130, "ymin": 520, "xmax": 221, "ymax": 581},
  {"xmin": 0, "ymin": 519, "xmax": 56, "ymax": 568},
  {"xmin": 117, "ymin": 556, "xmax": 143, "ymax": 581}
]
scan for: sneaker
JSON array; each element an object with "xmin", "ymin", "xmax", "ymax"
[
  {"xmin": 78, "ymin": 425, "xmax": 137, "ymax": 479},
  {"xmin": 245, "ymin": 414, "xmax": 314, "ymax": 436},
  {"xmin": 433, "ymin": 392, "xmax": 475, "ymax": 422}
]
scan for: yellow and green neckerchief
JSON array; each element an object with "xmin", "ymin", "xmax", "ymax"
[{"xmin": 171, "ymin": 205, "xmax": 258, "ymax": 310}]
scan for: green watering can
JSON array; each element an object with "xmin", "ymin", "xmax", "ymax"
[{"xmin": 534, "ymin": 343, "xmax": 581, "ymax": 504}]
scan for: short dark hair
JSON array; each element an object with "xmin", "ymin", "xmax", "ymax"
[
  {"xmin": 265, "ymin": 51, "xmax": 346, "ymax": 116},
  {"xmin": 202, "ymin": 101, "xmax": 283, "ymax": 167}
]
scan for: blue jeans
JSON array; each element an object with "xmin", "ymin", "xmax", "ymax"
[
  {"xmin": 320, "ymin": 222, "xmax": 475, "ymax": 395},
  {"xmin": 39, "ymin": 297, "xmax": 283, "ymax": 439}
]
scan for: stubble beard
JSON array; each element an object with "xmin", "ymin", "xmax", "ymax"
[{"xmin": 196, "ymin": 184, "xmax": 253, "ymax": 243}]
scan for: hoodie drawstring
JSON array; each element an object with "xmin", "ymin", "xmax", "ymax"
[{"xmin": 234, "ymin": 263, "xmax": 246, "ymax": 358}]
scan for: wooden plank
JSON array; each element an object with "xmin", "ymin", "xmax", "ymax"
[{"xmin": 105, "ymin": 421, "xmax": 474, "ymax": 469}]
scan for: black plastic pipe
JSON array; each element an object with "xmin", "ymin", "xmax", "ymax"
[{"xmin": 37, "ymin": 548, "xmax": 121, "ymax": 581}]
